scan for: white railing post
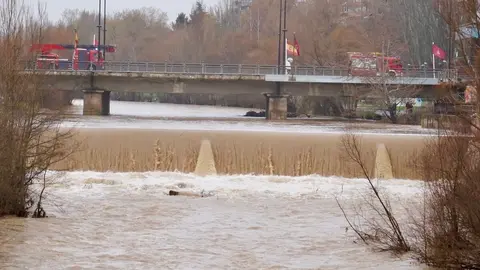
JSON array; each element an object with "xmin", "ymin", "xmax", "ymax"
[
  {"xmin": 220, "ymin": 64, "xmax": 224, "ymax": 74},
  {"xmin": 238, "ymin": 64, "xmax": 242, "ymax": 74},
  {"xmin": 202, "ymin": 62, "xmax": 206, "ymax": 74},
  {"xmin": 256, "ymin": 64, "xmax": 260, "ymax": 75},
  {"xmin": 183, "ymin": 63, "xmax": 186, "ymax": 73}
]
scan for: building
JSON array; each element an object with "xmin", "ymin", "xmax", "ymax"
[
  {"xmin": 342, "ymin": 0, "xmax": 370, "ymax": 17},
  {"xmin": 234, "ymin": 0, "xmax": 252, "ymax": 11}
]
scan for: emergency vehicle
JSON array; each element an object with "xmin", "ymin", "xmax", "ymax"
[
  {"xmin": 30, "ymin": 33, "xmax": 116, "ymax": 71},
  {"xmin": 347, "ymin": 52, "xmax": 404, "ymax": 77}
]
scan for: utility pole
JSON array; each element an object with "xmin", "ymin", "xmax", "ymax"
[
  {"xmin": 282, "ymin": 0, "xmax": 287, "ymax": 74},
  {"xmin": 103, "ymin": 0, "xmax": 107, "ymax": 60},
  {"xmin": 97, "ymin": 0, "xmax": 102, "ymax": 62},
  {"xmin": 277, "ymin": 0, "xmax": 283, "ymax": 77}
]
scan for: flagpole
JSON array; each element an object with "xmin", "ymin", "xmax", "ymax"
[{"xmin": 432, "ymin": 42, "xmax": 436, "ymax": 79}]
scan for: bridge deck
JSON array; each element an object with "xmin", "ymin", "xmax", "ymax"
[
  {"xmin": 265, "ymin": 75, "xmax": 440, "ymax": 85},
  {"xmin": 30, "ymin": 70, "xmax": 442, "ymax": 86}
]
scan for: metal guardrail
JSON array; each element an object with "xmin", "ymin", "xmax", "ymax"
[{"xmin": 23, "ymin": 61, "xmax": 458, "ymax": 80}]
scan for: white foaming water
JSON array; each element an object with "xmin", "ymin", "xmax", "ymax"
[
  {"xmin": 0, "ymin": 171, "xmax": 430, "ymax": 269},
  {"xmin": 70, "ymin": 99, "xmax": 256, "ymax": 119},
  {"xmin": 63, "ymin": 118, "xmax": 437, "ymax": 136}
]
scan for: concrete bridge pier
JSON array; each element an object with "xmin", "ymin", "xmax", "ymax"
[
  {"xmin": 83, "ymin": 90, "xmax": 111, "ymax": 116},
  {"xmin": 264, "ymin": 93, "xmax": 288, "ymax": 120}
]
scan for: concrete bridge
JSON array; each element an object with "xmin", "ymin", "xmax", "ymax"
[{"xmin": 27, "ymin": 62, "xmax": 456, "ymax": 119}]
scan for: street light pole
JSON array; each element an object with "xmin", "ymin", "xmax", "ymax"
[
  {"xmin": 277, "ymin": 0, "xmax": 283, "ymax": 76},
  {"xmin": 282, "ymin": 0, "xmax": 287, "ymax": 74},
  {"xmin": 97, "ymin": 0, "xmax": 102, "ymax": 62},
  {"xmin": 103, "ymin": 0, "xmax": 107, "ymax": 59}
]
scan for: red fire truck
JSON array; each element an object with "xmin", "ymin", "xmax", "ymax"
[
  {"xmin": 30, "ymin": 40, "xmax": 116, "ymax": 70},
  {"xmin": 347, "ymin": 52, "xmax": 404, "ymax": 77}
]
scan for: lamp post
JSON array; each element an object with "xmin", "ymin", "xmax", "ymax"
[
  {"xmin": 276, "ymin": 0, "xmax": 283, "ymax": 76},
  {"xmin": 97, "ymin": 0, "xmax": 102, "ymax": 62},
  {"xmin": 103, "ymin": 0, "xmax": 107, "ymax": 59},
  {"xmin": 282, "ymin": 0, "xmax": 287, "ymax": 74}
]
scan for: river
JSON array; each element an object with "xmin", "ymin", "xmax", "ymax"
[
  {"xmin": 64, "ymin": 100, "xmax": 435, "ymax": 136},
  {"xmin": 0, "ymin": 100, "xmax": 435, "ymax": 269}
]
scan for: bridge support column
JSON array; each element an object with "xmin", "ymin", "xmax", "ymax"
[
  {"xmin": 83, "ymin": 90, "xmax": 110, "ymax": 116},
  {"xmin": 264, "ymin": 93, "xmax": 288, "ymax": 120}
]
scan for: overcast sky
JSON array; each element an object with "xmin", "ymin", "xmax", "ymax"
[{"xmin": 27, "ymin": 0, "xmax": 218, "ymax": 22}]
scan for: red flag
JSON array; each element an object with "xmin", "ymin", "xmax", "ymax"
[
  {"xmin": 287, "ymin": 35, "xmax": 300, "ymax": 56},
  {"xmin": 293, "ymin": 34, "xmax": 300, "ymax": 56},
  {"xmin": 432, "ymin": 44, "xmax": 446, "ymax": 60}
]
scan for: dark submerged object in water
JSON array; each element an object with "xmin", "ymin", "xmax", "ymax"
[
  {"xmin": 245, "ymin": 110, "xmax": 311, "ymax": 118},
  {"xmin": 245, "ymin": 110, "xmax": 266, "ymax": 117}
]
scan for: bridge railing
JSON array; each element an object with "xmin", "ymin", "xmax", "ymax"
[
  {"xmin": 23, "ymin": 60, "xmax": 456, "ymax": 79},
  {"xmin": 102, "ymin": 62, "xmax": 454, "ymax": 79}
]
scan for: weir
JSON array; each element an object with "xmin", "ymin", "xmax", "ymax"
[{"xmin": 51, "ymin": 128, "xmax": 428, "ymax": 180}]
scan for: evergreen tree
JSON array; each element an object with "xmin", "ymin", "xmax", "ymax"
[
  {"xmin": 189, "ymin": 1, "xmax": 206, "ymax": 26},
  {"xmin": 172, "ymin": 12, "xmax": 189, "ymax": 29}
]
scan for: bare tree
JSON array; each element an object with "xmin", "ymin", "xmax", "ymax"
[
  {"xmin": 0, "ymin": 0, "xmax": 77, "ymax": 217},
  {"xmin": 291, "ymin": 0, "xmax": 368, "ymax": 66},
  {"xmin": 408, "ymin": 1, "xmax": 480, "ymax": 268},
  {"xmin": 359, "ymin": 75, "xmax": 421, "ymax": 124},
  {"xmin": 353, "ymin": 7, "xmax": 420, "ymax": 124},
  {"xmin": 110, "ymin": 8, "xmax": 170, "ymax": 61},
  {"xmin": 390, "ymin": 0, "xmax": 448, "ymax": 66},
  {"xmin": 336, "ymin": 133, "xmax": 410, "ymax": 253},
  {"xmin": 413, "ymin": 129, "xmax": 480, "ymax": 269}
]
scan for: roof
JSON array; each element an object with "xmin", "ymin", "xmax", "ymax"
[{"xmin": 459, "ymin": 26, "xmax": 479, "ymax": 39}]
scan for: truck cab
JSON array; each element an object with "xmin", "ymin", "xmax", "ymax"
[
  {"xmin": 76, "ymin": 49, "xmax": 105, "ymax": 70},
  {"xmin": 36, "ymin": 53, "xmax": 60, "ymax": 70}
]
